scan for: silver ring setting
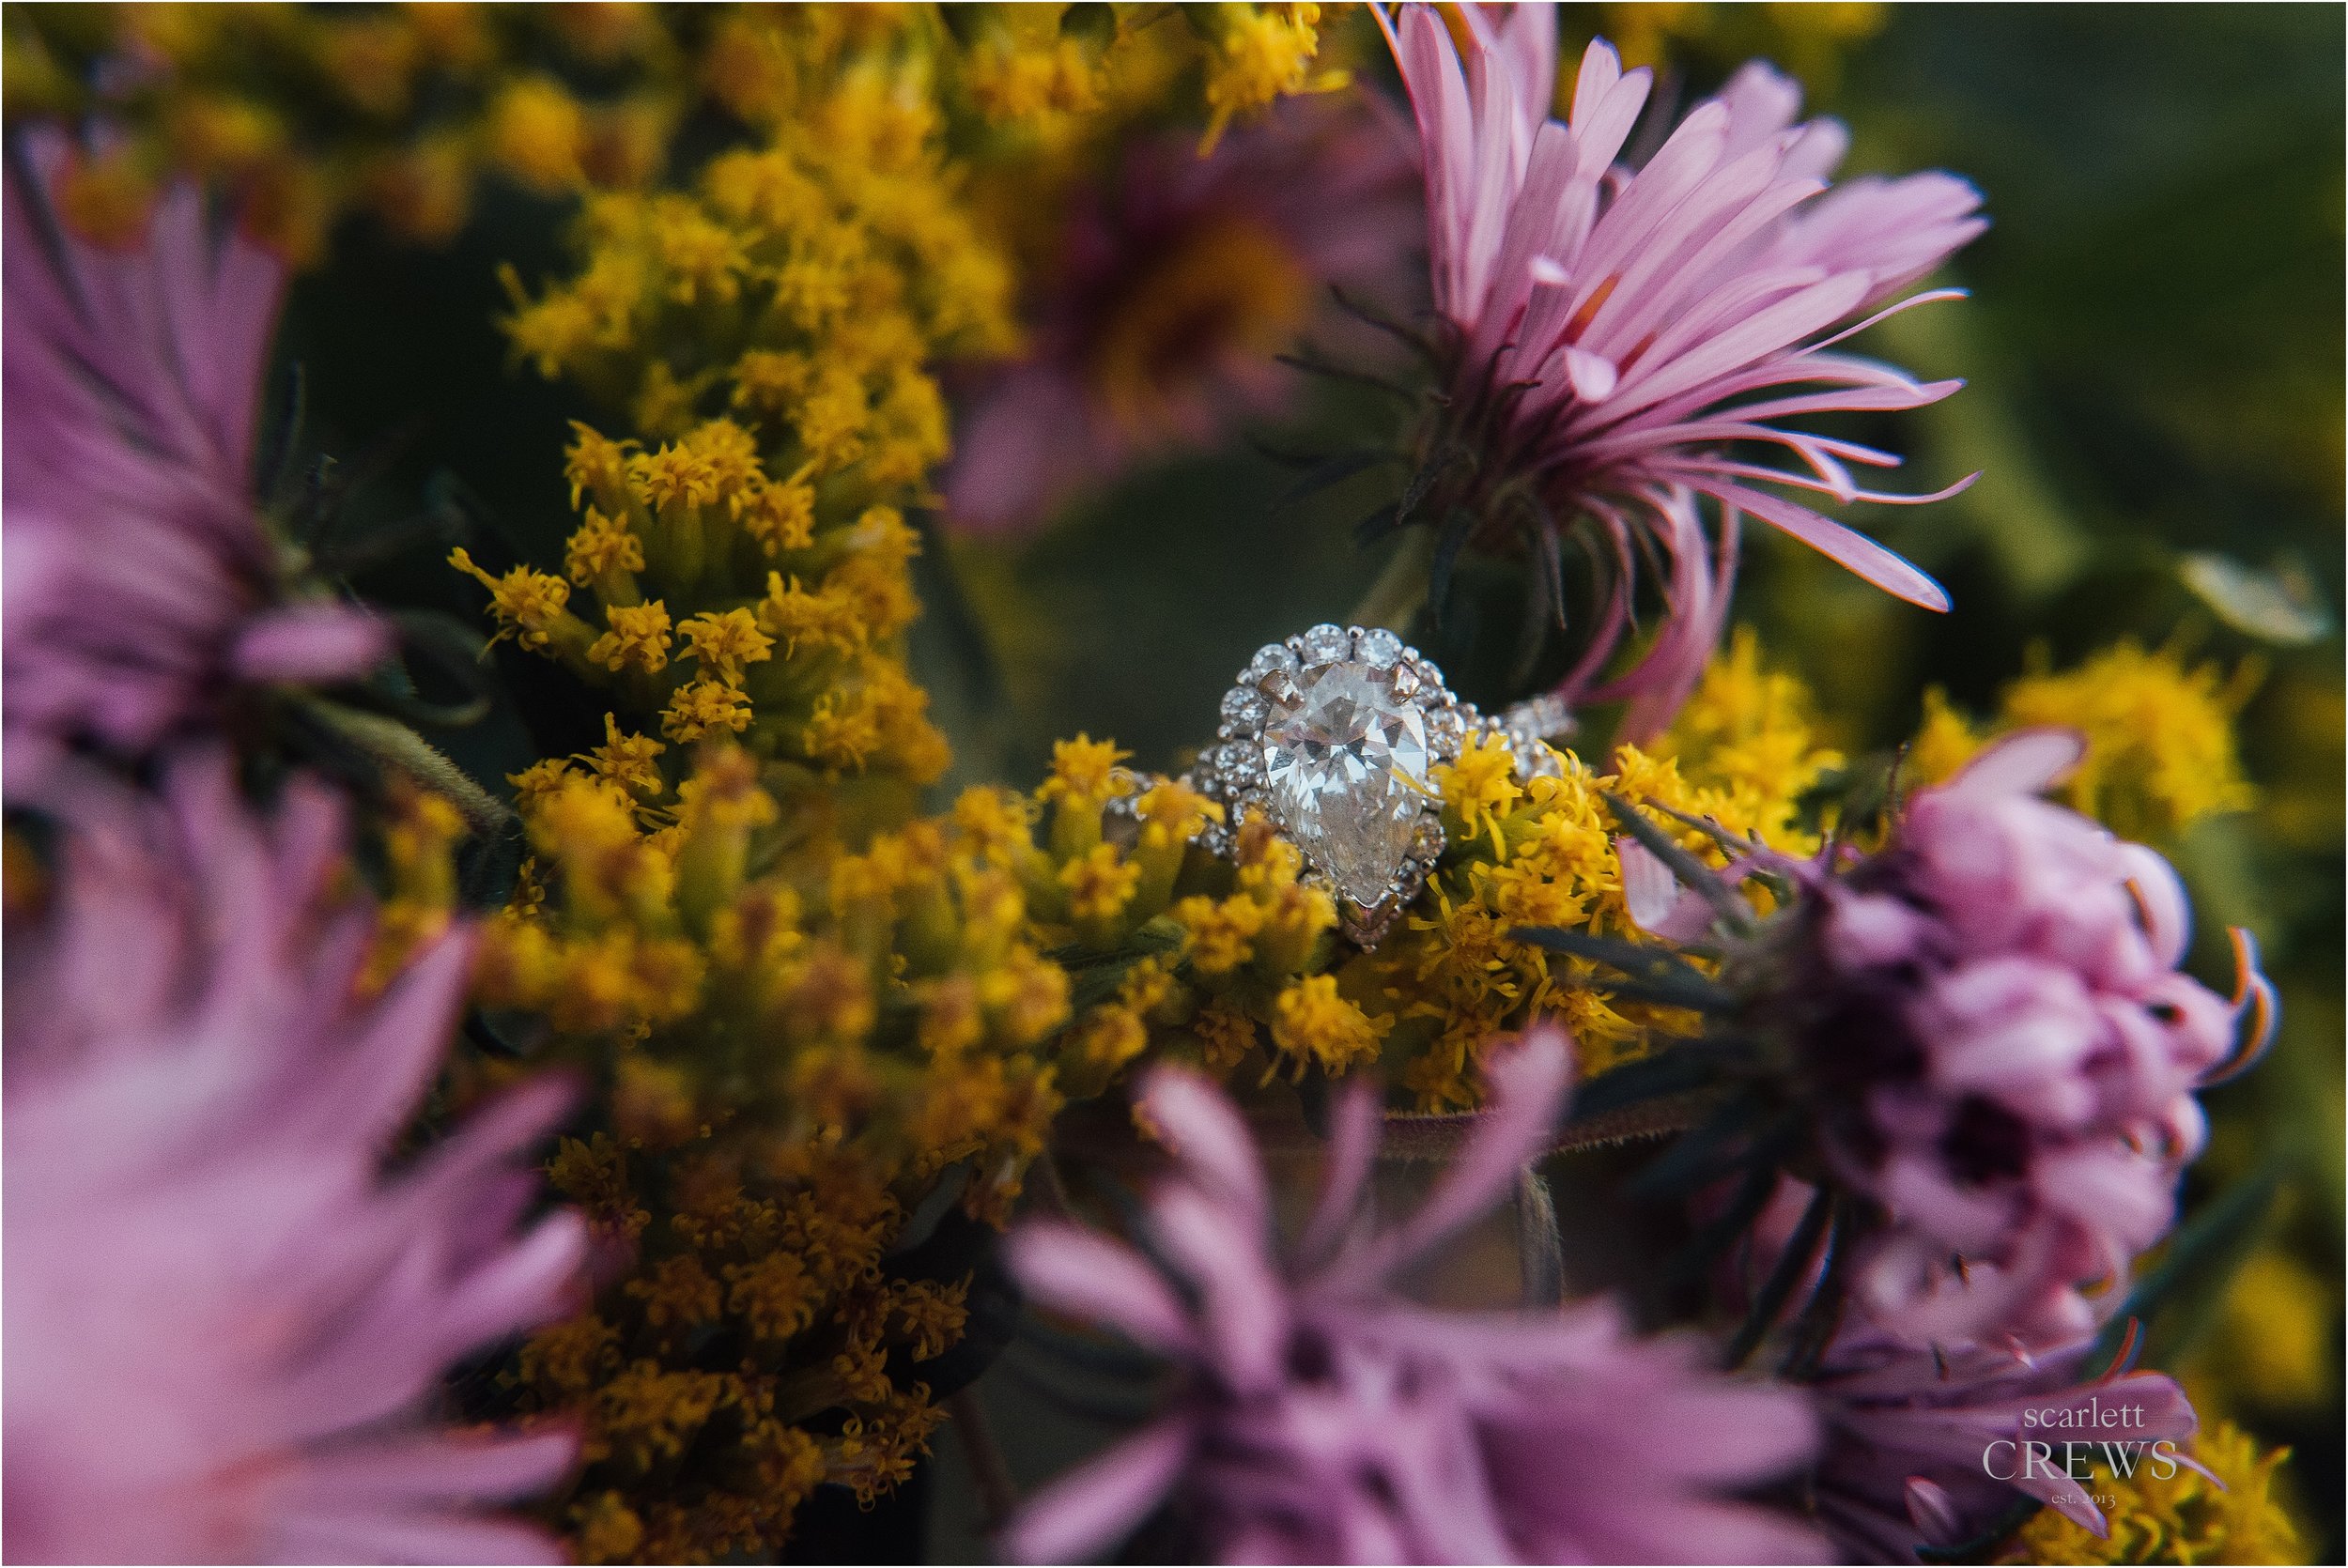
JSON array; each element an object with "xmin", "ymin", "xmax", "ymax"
[{"xmin": 1173, "ymin": 623, "xmax": 1572, "ymax": 946}]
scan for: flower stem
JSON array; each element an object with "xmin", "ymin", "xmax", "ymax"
[
  {"xmin": 1346, "ymin": 528, "xmax": 1435, "ymax": 633},
  {"xmin": 301, "ymin": 699, "xmax": 509, "ymax": 836},
  {"xmin": 950, "ymin": 1387, "xmax": 1021, "ymax": 1530}
]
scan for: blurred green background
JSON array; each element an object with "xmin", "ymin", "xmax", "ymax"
[{"xmin": 276, "ymin": 3, "xmax": 2341, "ymax": 1556}]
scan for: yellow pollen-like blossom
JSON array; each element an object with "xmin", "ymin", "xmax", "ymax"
[
  {"xmin": 628, "ymin": 443, "xmax": 721, "ymax": 513},
  {"xmin": 1999, "ymin": 1422, "xmax": 2303, "ymax": 1565},
  {"xmin": 566, "ymin": 509, "xmax": 646, "ymax": 588},
  {"xmin": 743, "ymin": 473, "xmax": 818, "ymax": 555},
  {"xmin": 487, "ymin": 76, "xmax": 587, "ymax": 194},
  {"xmin": 662, "ymin": 680, "xmax": 754, "ymax": 743},
  {"xmin": 1269, "ymin": 974, "xmax": 1390, "ymax": 1078},
  {"xmin": 2000, "ymin": 638, "xmax": 2254, "ymax": 840},
  {"xmin": 1914, "ymin": 640, "xmax": 2260, "ymax": 842},
  {"xmin": 1200, "ymin": 3, "xmax": 1344, "ymax": 152},
  {"xmin": 583, "ymin": 716, "xmax": 668, "ymax": 799},
  {"xmin": 567, "ymin": 424, "xmax": 638, "ymax": 512},
  {"xmin": 1174, "ymin": 894, "xmax": 1266, "ymax": 976},
  {"xmin": 450, "ymin": 547, "xmax": 582, "ymax": 653},
  {"xmin": 1058, "ymin": 843, "xmax": 1141, "ymax": 932},
  {"xmin": 589, "ymin": 602, "xmax": 674, "ymax": 675},
  {"xmin": 1193, "ymin": 1002, "xmax": 1261, "ymax": 1075},
  {"xmin": 677, "ymin": 608, "xmax": 776, "ymax": 683},
  {"xmin": 1436, "ymin": 731, "xmax": 1524, "ymax": 856}
]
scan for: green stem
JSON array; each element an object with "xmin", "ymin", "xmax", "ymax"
[
  {"xmin": 301, "ymin": 699, "xmax": 510, "ymax": 836},
  {"xmin": 1346, "ymin": 528, "xmax": 1436, "ymax": 633}
]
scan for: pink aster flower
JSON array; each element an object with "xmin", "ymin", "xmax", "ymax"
[
  {"xmin": 1707, "ymin": 1175, "xmax": 2200, "ymax": 1560},
  {"xmin": 943, "ymin": 97, "xmax": 1419, "ymax": 534},
  {"xmin": 1000, "ymin": 1029, "xmax": 1823, "ymax": 1563},
  {"xmin": 1810, "ymin": 1321, "xmax": 2197, "ymax": 1562},
  {"xmin": 1785, "ymin": 731, "xmax": 2274, "ymax": 1349},
  {"xmin": 3, "ymin": 131, "xmax": 391, "ymax": 795},
  {"xmin": 3, "ymin": 754, "xmax": 586, "ymax": 1564},
  {"xmin": 1377, "ymin": 4, "xmax": 1985, "ymax": 735}
]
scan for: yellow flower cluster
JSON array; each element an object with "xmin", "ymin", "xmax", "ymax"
[
  {"xmin": 1024, "ymin": 737, "xmax": 1364, "ymax": 1097},
  {"xmin": 957, "ymin": 4, "xmax": 1122, "ymax": 131},
  {"xmin": 1999, "ymin": 1421, "xmax": 2304, "ymax": 1566},
  {"xmin": 1342, "ymin": 638, "xmax": 1842, "ymax": 1110},
  {"xmin": 3, "ymin": 2, "xmax": 690, "ymax": 264},
  {"xmin": 358, "ymin": 779, "xmax": 470, "ymax": 994},
  {"xmin": 933, "ymin": 639, "xmax": 1843, "ymax": 1119},
  {"xmin": 1197, "ymin": 2, "xmax": 1346, "ymax": 152},
  {"xmin": 6, "ymin": 4, "xmax": 1351, "ymax": 267},
  {"xmin": 419, "ymin": 12, "xmax": 1370, "ymax": 1557},
  {"xmin": 457, "ymin": 716, "xmax": 1411, "ymax": 1557},
  {"xmin": 478, "ymin": 16, "xmax": 1023, "ymax": 803},
  {"xmin": 1909, "ymin": 640, "xmax": 2257, "ymax": 841},
  {"xmin": 1660, "ymin": 625, "xmax": 1847, "ymax": 846},
  {"xmin": 471, "ymin": 744, "xmax": 1060, "ymax": 1560}
]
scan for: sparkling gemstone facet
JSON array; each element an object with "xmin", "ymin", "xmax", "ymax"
[
  {"xmin": 1244, "ymin": 643, "xmax": 1301, "ymax": 684},
  {"xmin": 1298, "ymin": 624, "xmax": 1352, "ymax": 667},
  {"xmin": 1356, "ymin": 627, "xmax": 1403, "ymax": 669},
  {"xmin": 1261, "ymin": 659, "xmax": 1431, "ymax": 906}
]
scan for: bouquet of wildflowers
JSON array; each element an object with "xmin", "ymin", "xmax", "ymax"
[{"xmin": 4, "ymin": 4, "xmax": 2335, "ymax": 1564}]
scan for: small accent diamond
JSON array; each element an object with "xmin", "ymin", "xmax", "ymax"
[
  {"xmin": 1220, "ymin": 687, "xmax": 1268, "ymax": 729},
  {"xmin": 1296, "ymin": 623, "xmax": 1352, "ymax": 667},
  {"xmin": 1244, "ymin": 643, "xmax": 1300, "ymax": 684},
  {"xmin": 1356, "ymin": 627, "xmax": 1403, "ymax": 668}
]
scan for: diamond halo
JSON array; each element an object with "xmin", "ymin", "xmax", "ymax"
[{"xmin": 1187, "ymin": 623, "xmax": 1477, "ymax": 945}]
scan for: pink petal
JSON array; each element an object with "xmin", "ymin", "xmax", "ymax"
[
  {"xmin": 1329, "ymin": 1027, "xmax": 1572, "ymax": 1289},
  {"xmin": 1904, "ymin": 1476, "xmax": 1967, "ymax": 1545},
  {"xmin": 2114, "ymin": 842, "xmax": 2191, "ymax": 966},
  {"xmin": 1144, "ymin": 1185, "xmax": 1287, "ymax": 1392},
  {"xmin": 286, "ymin": 1429, "xmax": 579, "ymax": 1503},
  {"xmin": 1690, "ymin": 478, "xmax": 1951, "ymax": 611},
  {"xmin": 230, "ymin": 604, "xmax": 394, "ymax": 683},
  {"xmin": 1002, "ymin": 1419, "xmax": 1195, "ymax": 1564},
  {"xmin": 1616, "ymin": 838, "xmax": 1730, "ymax": 941},
  {"xmin": 1136, "ymin": 1065, "xmax": 1268, "ymax": 1226},
  {"xmin": 1296, "ymin": 1078, "xmax": 1383, "ymax": 1267},
  {"xmin": 1565, "ymin": 346, "xmax": 1619, "ymax": 401},
  {"xmin": 1941, "ymin": 729, "xmax": 2086, "ymax": 799},
  {"xmin": 268, "ymin": 1510, "xmax": 568, "ymax": 1566},
  {"xmin": 1004, "ymin": 1223, "xmax": 1198, "ymax": 1355}
]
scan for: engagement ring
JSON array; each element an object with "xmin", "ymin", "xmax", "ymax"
[{"xmin": 1161, "ymin": 623, "xmax": 1575, "ymax": 946}]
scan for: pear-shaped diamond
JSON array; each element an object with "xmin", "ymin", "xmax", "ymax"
[{"xmin": 1261, "ymin": 658, "xmax": 1431, "ymax": 906}]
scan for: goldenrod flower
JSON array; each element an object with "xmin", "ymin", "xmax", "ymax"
[
  {"xmin": 1909, "ymin": 641, "xmax": 2257, "ymax": 840},
  {"xmin": 487, "ymin": 75, "xmax": 587, "ymax": 194},
  {"xmin": 676, "ymin": 607, "xmax": 776, "ymax": 683},
  {"xmin": 565, "ymin": 508, "xmax": 645, "ymax": 588},
  {"xmin": 1269, "ymin": 973, "xmax": 1390, "ymax": 1077},
  {"xmin": 1201, "ymin": 3, "xmax": 1339, "ymax": 153},
  {"xmin": 587, "ymin": 601, "xmax": 674, "ymax": 674},
  {"xmin": 450, "ymin": 547, "xmax": 588, "ymax": 654},
  {"xmin": 2000, "ymin": 1422, "xmax": 2303, "ymax": 1566},
  {"xmin": 662, "ymin": 679, "xmax": 754, "ymax": 743}
]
